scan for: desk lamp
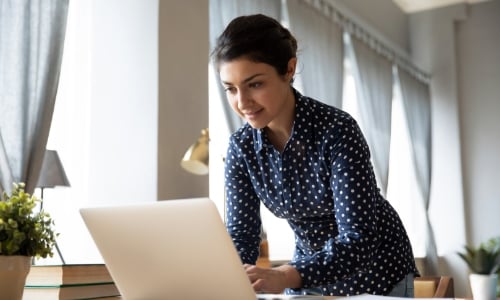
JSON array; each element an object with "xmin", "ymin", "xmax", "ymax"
[{"xmin": 180, "ymin": 128, "xmax": 209, "ymax": 175}]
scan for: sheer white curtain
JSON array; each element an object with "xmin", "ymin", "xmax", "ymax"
[
  {"xmin": 345, "ymin": 34, "xmax": 393, "ymax": 196},
  {"xmin": 397, "ymin": 67, "xmax": 437, "ymax": 274},
  {"xmin": 0, "ymin": 0, "xmax": 69, "ymax": 193},
  {"xmin": 287, "ymin": 0, "xmax": 343, "ymax": 107}
]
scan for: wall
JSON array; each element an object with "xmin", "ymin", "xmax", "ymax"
[
  {"xmin": 409, "ymin": 1, "xmax": 500, "ymax": 297},
  {"xmin": 456, "ymin": 0, "xmax": 500, "ymax": 247},
  {"xmin": 409, "ymin": 3, "xmax": 469, "ymax": 296},
  {"xmin": 158, "ymin": 0, "xmax": 209, "ymax": 200}
]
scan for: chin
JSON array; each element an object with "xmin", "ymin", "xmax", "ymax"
[
  {"xmin": 248, "ymin": 124, "xmax": 264, "ymax": 129},
  {"xmin": 247, "ymin": 121, "xmax": 266, "ymax": 129}
]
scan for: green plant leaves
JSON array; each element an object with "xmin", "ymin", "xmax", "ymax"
[
  {"xmin": 458, "ymin": 238, "xmax": 500, "ymax": 275},
  {"xmin": 0, "ymin": 182, "xmax": 57, "ymax": 258}
]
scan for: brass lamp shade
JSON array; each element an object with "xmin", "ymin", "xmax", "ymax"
[{"xmin": 181, "ymin": 128, "xmax": 209, "ymax": 175}]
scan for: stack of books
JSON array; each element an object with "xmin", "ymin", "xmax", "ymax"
[{"xmin": 23, "ymin": 264, "xmax": 120, "ymax": 300}]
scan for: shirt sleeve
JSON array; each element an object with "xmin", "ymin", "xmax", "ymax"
[
  {"xmin": 224, "ymin": 137, "xmax": 262, "ymax": 264},
  {"xmin": 290, "ymin": 117, "xmax": 382, "ymax": 288}
]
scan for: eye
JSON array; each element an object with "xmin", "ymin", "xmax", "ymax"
[
  {"xmin": 249, "ymin": 82, "xmax": 262, "ymax": 89},
  {"xmin": 224, "ymin": 86, "xmax": 236, "ymax": 94}
]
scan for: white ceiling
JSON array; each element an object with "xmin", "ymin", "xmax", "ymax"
[{"xmin": 392, "ymin": 0, "xmax": 492, "ymax": 13}]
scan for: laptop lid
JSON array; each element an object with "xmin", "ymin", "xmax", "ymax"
[{"xmin": 80, "ymin": 198, "xmax": 257, "ymax": 300}]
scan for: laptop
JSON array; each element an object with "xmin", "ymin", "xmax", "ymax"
[{"xmin": 80, "ymin": 198, "xmax": 325, "ymax": 300}]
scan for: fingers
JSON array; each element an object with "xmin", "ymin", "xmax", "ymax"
[
  {"xmin": 253, "ymin": 277, "xmax": 284, "ymax": 294},
  {"xmin": 243, "ymin": 265, "xmax": 286, "ymax": 294},
  {"xmin": 244, "ymin": 264, "xmax": 257, "ymax": 271},
  {"xmin": 244, "ymin": 264, "xmax": 260, "ymax": 283},
  {"xmin": 252, "ymin": 278, "xmax": 266, "ymax": 292}
]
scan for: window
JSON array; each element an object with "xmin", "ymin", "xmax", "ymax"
[
  {"xmin": 386, "ymin": 71, "xmax": 427, "ymax": 257},
  {"xmin": 38, "ymin": 0, "xmax": 99, "ymax": 265},
  {"xmin": 37, "ymin": 0, "xmax": 159, "ymax": 265},
  {"xmin": 342, "ymin": 57, "xmax": 426, "ymax": 257}
]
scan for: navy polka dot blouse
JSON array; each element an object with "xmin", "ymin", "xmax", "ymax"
[{"xmin": 224, "ymin": 89, "xmax": 418, "ymax": 296}]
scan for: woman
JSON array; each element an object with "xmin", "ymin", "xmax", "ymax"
[{"xmin": 212, "ymin": 14, "xmax": 418, "ymax": 297}]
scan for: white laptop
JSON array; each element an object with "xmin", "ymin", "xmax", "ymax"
[{"xmin": 80, "ymin": 198, "xmax": 325, "ymax": 300}]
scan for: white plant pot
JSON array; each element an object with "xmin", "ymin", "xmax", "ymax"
[{"xmin": 469, "ymin": 273, "xmax": 498, "ymax": 300}]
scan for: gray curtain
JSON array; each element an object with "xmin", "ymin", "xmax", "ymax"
[
  {"xmin": 287, "ymin": 0, "xmax": 344, "ymax": 108},
  {"xmin": 0, "ymin": 0, "xmax": 69, "ymax": 193},
  {"xmin": 346, "ymin": 34, "xmax": 393, "ymax": 196},
  {"xmin": 397, "ymin": 67, "xmax": 437, "ymax": 274},
  {"xmin": 209, "ymin": 0, "xmax": 282, "ymax": 133}
]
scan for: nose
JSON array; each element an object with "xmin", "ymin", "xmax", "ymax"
[{"xmin": 236, "ymin": 90, "xmax": 252, "ymax": 111}]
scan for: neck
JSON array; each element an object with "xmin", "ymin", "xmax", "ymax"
[
  {"xmin": 265, "ymin": 88, "xmax": 295, "ymax": 152},
  {"xmin": 265, "ymin": 127, "xmax": 290, "ymax": 152}
]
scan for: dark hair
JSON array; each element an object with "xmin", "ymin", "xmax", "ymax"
[{"xmin": 211, "ymin": 14, "xmax": 298, "ymax": 77}]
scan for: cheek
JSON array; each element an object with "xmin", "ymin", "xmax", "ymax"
[{"xmin": 252, "ymin": 88, "xmax": 275, "ymax": 106}]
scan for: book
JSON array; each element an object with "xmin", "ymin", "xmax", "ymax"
[
  {"xmin": 25, "ymin": 264, "xmax": 114, "ymax": 286},
  {"xmin": 23, "ymin": 282, "xmax": 120, "ymax": 300}
]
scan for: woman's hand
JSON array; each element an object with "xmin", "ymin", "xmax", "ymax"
[{"xmin": 244, "ymin": 264, "xmax": 302, "ymax": 294}]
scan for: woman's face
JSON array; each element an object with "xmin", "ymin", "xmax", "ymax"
[{"xmin": 219, "ymin": 58, "xmax": 296, "ymax": 130}]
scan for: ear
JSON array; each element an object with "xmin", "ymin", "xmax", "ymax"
[{"xmin": 285, "ymin": 57, "xmax": 297, "ymax": 81}]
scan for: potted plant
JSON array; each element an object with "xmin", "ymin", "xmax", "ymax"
[
  {"xmin": 458, "ymin": 237, "xmax": 500, "ymax": 299},
  {"xmin": 483, "ymin": 237, "xmax": 500, "ymax": 297},
  {"xmin": 0, "ymin": 182, "xmax": 57, "ymax": 300}
]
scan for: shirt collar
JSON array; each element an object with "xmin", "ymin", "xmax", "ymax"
[{"xmin": 253, "ymin": 128, "xmax": 266, "ymax": 153}]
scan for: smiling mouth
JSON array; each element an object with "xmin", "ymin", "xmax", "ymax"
[{"xmin": 243, "ymin": 108, "xmax": 263, "ymax": 119}]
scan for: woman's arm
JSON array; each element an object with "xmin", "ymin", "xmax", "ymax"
[{"xmin": 225, "ymin": 139, "xmax": 262, "ymax": 264}]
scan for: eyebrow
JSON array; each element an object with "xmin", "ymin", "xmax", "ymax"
[{"xmin": 222, "ymin": 73, "xmax": 264, "ymax": 86}]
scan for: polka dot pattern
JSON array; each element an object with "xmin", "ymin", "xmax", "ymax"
[{"xmin": 225, "ymin": 89, "xmax": 418, "ymax": 296}]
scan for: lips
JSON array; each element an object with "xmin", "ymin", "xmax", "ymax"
[{"xmin": 243, "ymin": 108, "xmax": 263, "ymax": 120}]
